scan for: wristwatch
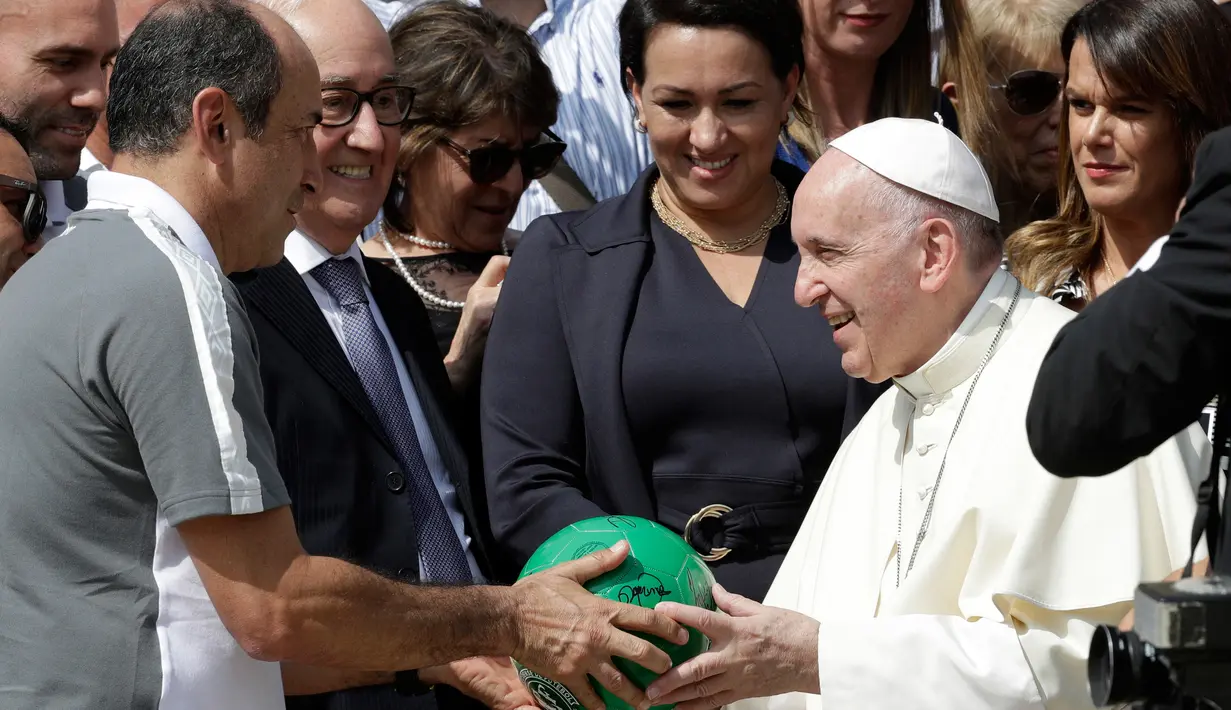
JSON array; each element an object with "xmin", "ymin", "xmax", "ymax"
[{"xmin": 394, "ymin": 670, "xmax": 434, "ymax": 697}]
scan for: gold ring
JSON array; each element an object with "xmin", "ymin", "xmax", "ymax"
[{"xmin": 684, "ymin": 504, "xmax": 733, "ymax": 562}]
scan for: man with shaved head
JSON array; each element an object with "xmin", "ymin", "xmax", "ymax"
[
  {"xmin": 0, "ymin": 0, "xmax": 119, "ymax": 238},
  {"xmin": 40, "ymin": 0, "xmax": 165, "ymax": 237},
  {"xmin": 0, "ymin": 2, "xmax": 684, "ymax": 708},
  {"xmin": 0, "ymin": 124, "xmax": 43, "ymax": 289}
]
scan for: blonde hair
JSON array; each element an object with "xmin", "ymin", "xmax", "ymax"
[
  {"xmin": 790, "ymin": 0, "xmax": 996, "ymax": 172},
  {"xmin": 968, "ymin": 0, "xmax": 1085, "ymax": 73},
  {"xmin": 942, "ymin": 0, "xmax": 1085, "ymax": 229}
]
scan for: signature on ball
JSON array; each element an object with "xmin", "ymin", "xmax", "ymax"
[{"xmin": 618, "ymin": 573, "xmax": 673, "ymax": 606}]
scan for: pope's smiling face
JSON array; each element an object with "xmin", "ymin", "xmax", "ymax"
[{"xmin": 792, "ymin": 151, "xmax": 926, "ymax": 383}]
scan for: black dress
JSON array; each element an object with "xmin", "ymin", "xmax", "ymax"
[
  {"xmin": 368, "ymin": 251, "xmax": 502, "ymax": 357},
  {"xmin": 620, "ymin": 210, "xmax": 851, "ymax": 601}
]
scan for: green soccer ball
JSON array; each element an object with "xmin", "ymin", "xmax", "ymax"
[{"xmin": 512, "ymin": 515, "xmax": 717, "ymax": 710}]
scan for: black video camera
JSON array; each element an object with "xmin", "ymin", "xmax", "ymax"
[
  {"xmin": 1088, "ymin": 577, "xmax": 1231, "ymax": 709},
  {"xmin": 1084, "ymin": 391, "xmax": 1231, "ymax": 709},
  {"xmin": 1070, "ymin": 386, "xmax": 1231, "ymax": 710}
]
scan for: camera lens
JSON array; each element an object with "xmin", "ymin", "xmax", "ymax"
[{"xmin": 1088, "ymin": 625, "xmax": 1178, "ymax": 707}]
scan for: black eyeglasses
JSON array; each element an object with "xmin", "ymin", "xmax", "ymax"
[
  {"xmin": 990, "ymin": 70, "xmax": 1063, "ymax": 117},
  {"xmin": 438, "ymin": 129, "xmax": 567, "ymax": 185},
  {"xmin": 0, "ymin": 175, "xmax": 46, "ymax": 244},
  {"xmin": 320, "ymin": 86, "xmax": 416, "ymax": 127}
]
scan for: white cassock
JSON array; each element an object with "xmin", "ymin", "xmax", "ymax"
[{"xmin": 737, "ymin": 269, "xmax": 1209, "ymax": 710}]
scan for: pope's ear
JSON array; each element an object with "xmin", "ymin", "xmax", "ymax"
[{"xmin": 919, "ymin": 217, "xmax": 961, "ymax": 293}]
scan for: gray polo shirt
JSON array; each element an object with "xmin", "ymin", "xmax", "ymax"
[{"xmin": 0, "ymin": 172, "xmax": 290, "ymax": 709}]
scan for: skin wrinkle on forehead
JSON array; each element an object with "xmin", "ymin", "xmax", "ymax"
[{"xmin": 0, "ymin": 1, "xmax": 34, "ymax": 21}]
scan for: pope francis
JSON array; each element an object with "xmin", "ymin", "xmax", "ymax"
[{"xmin": 642, "ymin": 118, "xmax": 1209, "ymax": 710}]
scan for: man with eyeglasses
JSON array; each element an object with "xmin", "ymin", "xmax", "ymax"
[
  {"xmin": 0, "ymin": 1, "xmax": 682, "ymax": 708},
  {"xmin": 0, "ymin": 124, "xmax": 43, "ymax": 290},
  {"xmin": 236, "ymin": 2, "xmax": 534, "ymax": 708}
]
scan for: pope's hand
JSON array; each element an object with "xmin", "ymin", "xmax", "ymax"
[
  {"xmin": 645, "ymin": 584, "xmax": 821, "ymax": 710},
  {"xmin": 422, "ymin": 656, "xmax": 538, "ymax": 710},
  {"xmin": 511, "ymin": 541, "xmax": 689, "ymax": 710}
]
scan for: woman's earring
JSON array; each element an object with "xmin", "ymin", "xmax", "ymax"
[{"xmin": 633, "ymin": 117, "xmax": 648, "ymax": 134}]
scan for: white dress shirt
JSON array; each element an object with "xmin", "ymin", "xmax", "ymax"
[{"xmin": 283, "ymin": 230, "xmax": 484, "ymax": 582}]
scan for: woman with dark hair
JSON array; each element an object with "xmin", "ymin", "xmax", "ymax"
[
  {"xmin": 360, "ymin": 0, "xmax": 564, "ymax": 389},
  {"xmin": 1005, "ymin": 0, "xmax": 1231, "ymax": 309},
  {"xmin": 480, "ymin": 0, "xmax": 879, "ymax": 601}
]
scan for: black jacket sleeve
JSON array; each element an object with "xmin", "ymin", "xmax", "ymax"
[
  {"xmin": 1026, "ymin": 126, "xmax": 1231, "ymax": 477},
  {"xmin": 479, "ymin": 217, "xmax": 606, "ymax": 568}
]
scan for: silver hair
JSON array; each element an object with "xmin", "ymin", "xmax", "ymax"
[{"xmin": 858, "ymin": 163, "xmax": 1003, "ymax": 267}]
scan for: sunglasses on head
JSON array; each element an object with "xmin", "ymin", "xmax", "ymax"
[
  {"xmin": 438, "ymin": 129, "xmax": 567, "ymax": 185},
  {"xmin": 990, "ymin": 70, "xmax": 1063, "ymax": 117},
  {"xmin": 0, "ymin": 174, "xmax": 46, "ymax": 244}
]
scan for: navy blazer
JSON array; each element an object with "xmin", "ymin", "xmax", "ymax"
[{"xmin": 480, "ymin": 162, "xmax": 884, "ymax": 571}]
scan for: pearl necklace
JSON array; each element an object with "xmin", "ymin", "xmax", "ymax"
[
  {"xmin": 402, "ymin": 233, "xmax": 453, "ymax": 250},
  {"xmin": 378, "ymin": 231, "xmax": 467, "ymax": 311},
  {"xmin": 376, "ymin": 229, "xmax": 512, "ymax": 311}
]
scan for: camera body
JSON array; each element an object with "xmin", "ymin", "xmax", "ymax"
[{"xmin": 1089, "ymin": 576, "xmax": 1231, "ymax": 709}]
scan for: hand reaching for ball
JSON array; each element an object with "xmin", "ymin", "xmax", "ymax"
[
  {"xmin": 511, "ymin": 541, "xmax": 690, "ymax": 710},
  {"xmin": 421, "ymin": 656, "xmax": 538, "ymax": 710}
]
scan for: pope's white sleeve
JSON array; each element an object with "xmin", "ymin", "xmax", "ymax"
[{"xmin": 815, "ymin": 611, "xmax": 1103, "ymax": 710}]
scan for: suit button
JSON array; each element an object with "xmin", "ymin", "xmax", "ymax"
[
  {"xmin": 386, "ymin": 471, "xmax": 406, "ymax": 493},
  {"xmin": 921, "ymin": 402, "xmax": 936, "ymax": 416}
]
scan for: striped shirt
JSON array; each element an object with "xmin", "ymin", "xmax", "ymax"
[
  {"xmin": 362, "ymin": 0, "xmax": 651, "ymax": 232},
  {"xmin": 0, "ymin": 171, "xmax": 289, "ymax": 709}
]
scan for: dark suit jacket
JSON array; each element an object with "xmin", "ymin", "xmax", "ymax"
[
  {"xmin": 479, "ymin": 162, "xmax": 885, "ymax": 573},
  {"xmin": 1026, "ymin": 125, "xmax": 1231, "ymax": 570},
  {"xmin": 232, "ymin": 257, "xmax": 496, "ymax": 710}
]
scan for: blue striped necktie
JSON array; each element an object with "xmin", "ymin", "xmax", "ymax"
[{"xmin": 311, "ymin": 257, "xmax": 472, "ymax": 584}]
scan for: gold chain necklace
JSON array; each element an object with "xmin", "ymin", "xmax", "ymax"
[
  {"xmin": 650, "ymin": 177, "xmax": 789, "ymax": 254},
  {"xmin": 1098, "ymin": 242, "xmax": 1122, "ymax": 298}
]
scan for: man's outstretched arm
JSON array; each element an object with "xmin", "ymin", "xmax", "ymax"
[{"xmin": 180, "ymin": 507, "xmax": 688, "ymax": 710}]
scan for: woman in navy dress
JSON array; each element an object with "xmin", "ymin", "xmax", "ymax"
[{"xmin": 480, "ymin": 0, "xmax": 879, "ymax": 600}]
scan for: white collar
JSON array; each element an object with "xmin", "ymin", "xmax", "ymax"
[
  {"xmin": 527, "ymin": 0, "xmax": 560, "ymax": 34},
  {"xmin": 460, "ymin": 0, "xmax": 559, "ymax": 34},
  {"xmin": 78, "ymin": 147, "xmax": 106, "ymax": 176},
  {"xmin": 41, "ymin": 180, "xmax": 70, "ymax": 222},
  {"xmin": 893, "ymin": 268, "xmax": 1018, "ymax": 399},
  {"xmin": 284, "ymin": 229, "xmax": 369, "ymax": 285},
  {"xmin": 84, "ymin": 171, "xmax": 221, "ymax": 272}
]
